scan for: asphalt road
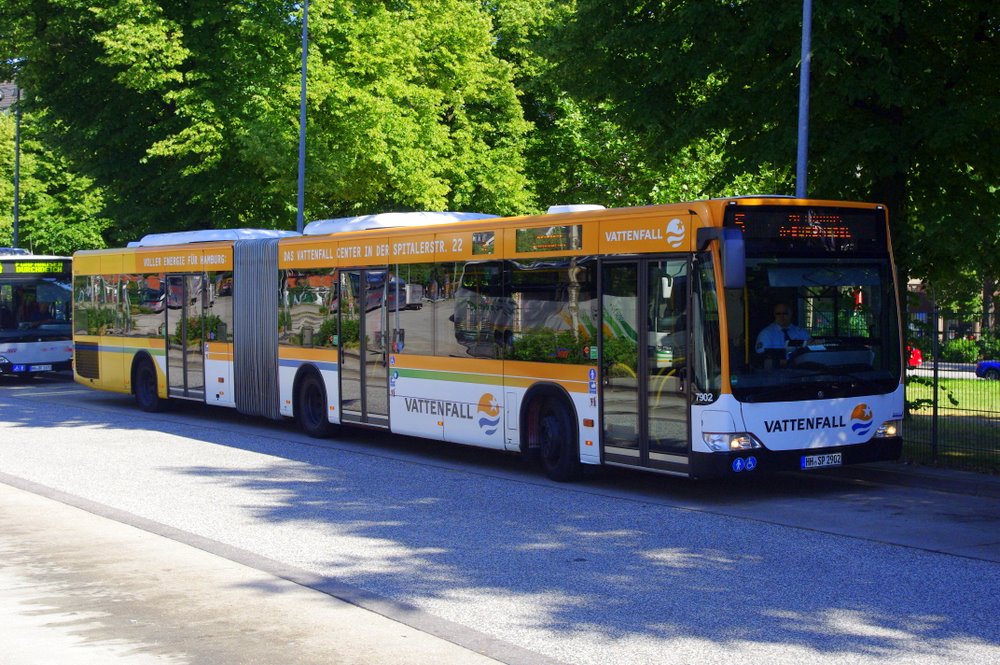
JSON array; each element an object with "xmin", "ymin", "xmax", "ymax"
[
  {"xmin": 1, "ymin": 373, "xmax": 999, "ymax": 664},
  {"xmin": 907, "ymin": 362, "xmax": 981, "ymax": 380}
]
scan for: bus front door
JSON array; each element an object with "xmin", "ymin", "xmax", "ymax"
[
  {"xmin": 601, "ymin": 258, "xmax": 690, "ymax": 474},
  {"xmin": 165, "ymin": 274, "xmax": 205, "ymax": 400},
  {"xmin": 338, "ymin": 269, "xmax": 389, "ymax": 428}
]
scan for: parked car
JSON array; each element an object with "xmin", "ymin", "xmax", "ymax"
[
  {"xmin": 976, "ymin": 359, "xmax": 1000, "ymax": 380},
  {"xmin": 906, "ymin": 345, "xmax": 923, "ymax": 368}
]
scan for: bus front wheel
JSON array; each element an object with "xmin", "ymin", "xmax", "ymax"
[
  {"xmin": 530, "ymin": 395, "xmax": 581, "ymax": 482},
  {"xmin": 296, "ymin": 372, "xmax": 332, "ymax": 438},
  {"xmin": 133, "ymin": 358, "xmax": 165, "ymax": 412}
]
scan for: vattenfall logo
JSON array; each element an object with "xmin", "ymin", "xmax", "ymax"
[
  {"xmin": 665, "ymin": 218, "xmax": 685, "ymax": 248},
  {"xmin": 763, "ymin": 403, "xmax": 872, "ymax": 434},
  {"xmin": 850, "ymin": 403, "xmax": 874, "ymax": 436},
  {"xmin": 477, "ymin": 393, "xmax": 501, "ymax": 436}
]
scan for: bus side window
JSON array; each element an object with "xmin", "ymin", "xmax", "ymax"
[{"xmin": 451, "ymin": 261, "xmax": 506, "ymax": 359}]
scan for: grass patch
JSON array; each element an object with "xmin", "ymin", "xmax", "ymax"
[{"xmin": 904, "ymin": 376, "xmax": 1000, "ymax": 474}]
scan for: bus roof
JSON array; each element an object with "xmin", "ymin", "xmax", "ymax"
[
  {"xmin": 0, "ymin": 251, "xmax": 69, "ymax": 261},
  {"xmin": 303, "ymin": 211, "xmax": 498, "ymax": 236},
  {"xmin": 127, "ymin": 228, "xmax": 300, "ymax": 247}
]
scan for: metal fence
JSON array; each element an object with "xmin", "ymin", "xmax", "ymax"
[{"xmin": 905, "ymin": 309, "xmax": 1000, "ymax": 474}]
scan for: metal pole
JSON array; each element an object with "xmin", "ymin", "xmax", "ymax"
[
  {"xmin": 931, "ymin": 304, "xmax": 939, "ymax": 460},
  {"xmin": 296, "ymin": 0, "xmax": 309, "ymax": 234},
  {"xmin": 12, "ymin": 86, "xmax": 21, "ymax": 247},
  {"xmin": 795, "ymin": 0, "xmax": 812, "ymax": 198}
]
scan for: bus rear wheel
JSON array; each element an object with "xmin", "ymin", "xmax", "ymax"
[
  {"xmin": 530, "ymin": 395, "xmax": 581, "ymax": 482},
  {"xmin": 133, "ymin": 358, "xmax": 165, "ymax": 412},
  {"xmin": 296, "ymin": 372, "xmax": 332, "ymax": 438}
]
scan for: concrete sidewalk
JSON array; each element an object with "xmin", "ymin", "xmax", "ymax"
[
  {"xmin": 0, "ymin": 482, "xmax": 502, "ymax": 665},
  {"xmin": 819, "ymin": 460, "xmax": 1000, "ymax": 499}
]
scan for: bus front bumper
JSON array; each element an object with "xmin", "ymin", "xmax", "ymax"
[
  {"xmin": 0, "ymin": 358, "xmax": 73, "ymax": 375},
  {"xmin": 689, "ymin": 437, "xmax": 903, "ymax": 479}
]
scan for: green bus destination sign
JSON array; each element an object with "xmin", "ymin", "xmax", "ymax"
[{"xmin": 1, "ymin": 260, "xmax": 70, "ymax": 274}]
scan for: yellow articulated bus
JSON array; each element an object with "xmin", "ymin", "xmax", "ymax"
[{"xmin": 73, "ymin": 198, "xmax": 904, "ymax": 480}]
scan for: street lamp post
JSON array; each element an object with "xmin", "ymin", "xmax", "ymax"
[
  {"xmin": 796, "ymin": 0, "xmax": 812, "ymax": 198},
  {"xmin": 13, "ymin": 85, "xmax": 21, "ymax": 248},
  {"xmin": 296, "ymin": 0, "xmax": 309, "ymax": 234}
]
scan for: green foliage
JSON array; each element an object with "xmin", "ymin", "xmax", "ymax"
[
  {"xmin": 979, "ymin": 330, "xmax": 1000, "ymax": 360},
  {"xmin": 316, "ymin": 317, "xmax": 338, "ymax": 347},
  {"xmin": 2, "ymin": 0, "xmax": 997, "ymax": 312},
  {"xmin": 940, "ymin": 337, "xmax": 979, "ymax": 363},
  {"xmin": 339, "ymin": 317, "xmax": 360, "ymax": 346},
  {"xmin": 510, "ymin": 328, "xmax": 589, "ymax": 363},
  {"xmin": 77, "ymin": 306, "xmax": 118, "ymax": 336},
  {"xmin": 1, "ymin": 0, "xmax": 537, "ymax": 243},
  {"xmin": 303, "ymin": 0, "xmax": 534, "ymax": 217},
  {"xmin": 555, "ymin": 0, "xmax": 1000, "ymax": 306},
  {"xmin": 490, "ymin": 0, "xmax": 788, "ymax": 209},
  {"xmin": 173, "ymin": 313, "xmax": 222, "ymax": 345},
  {"xmin": 603, "ymin": 334, "xmax": 638, "ymax": 375},
  {"xmin": 0, "ymin": 109, "xmax": 111, "ymax": 253},
  {"xmin": 0, "ymin": 111, "xmax": 13, "ymax": 242}
]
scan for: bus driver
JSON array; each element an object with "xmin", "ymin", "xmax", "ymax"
[{"xmin": 756, "ymin": 303, "xmax": 811, "ymax": 360}]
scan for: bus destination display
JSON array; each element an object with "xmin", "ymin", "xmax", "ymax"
[
  {"xmin": 1, "ymin": 260, "xmax": 70, "ymax": 274},
  {"xmin": 725, "ymin": 206, "xmax": 886, "ymax": 254}
]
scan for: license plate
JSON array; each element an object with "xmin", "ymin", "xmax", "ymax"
[
  {"xmin": 801, "ymin": 453, "xmax": 842, "ymax": 470},
  {"xmin": 30, "ymin": 364, "xmax": 53, "ymax": 372}
]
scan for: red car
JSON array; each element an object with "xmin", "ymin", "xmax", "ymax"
[{"xmin": 906, "ymin": 345, "xmax": 923, "ymax": 368}]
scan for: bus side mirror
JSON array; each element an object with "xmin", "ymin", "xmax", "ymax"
[
  {"xmin": 697, "ymin": 227, "xmax": 746, "ymax": 290},
  {"xmin": 721, "ymin": 228, "xmax": 745, "ymax": 289}
]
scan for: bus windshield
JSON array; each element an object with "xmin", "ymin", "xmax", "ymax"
[
  {"xmin": 725, "ymin": 256, "xmax": 901, "ymax": 402},
  {"xmin": 721, "ymin": 204, "xmax": 901, "ymax": 403},
  {"xmin": 0, "ymin": 275, "xmax": 73, "ymax": 339}
]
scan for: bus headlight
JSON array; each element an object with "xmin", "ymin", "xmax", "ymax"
[
  {"xmin": 703, "ymin": 432, "xmax": 760, "ymax": 452},
  {"xmin": 874, "ymin": 420, "xmax": 901, "ymax": 438}
]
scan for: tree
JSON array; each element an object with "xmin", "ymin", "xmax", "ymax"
[
  {"xmin": 1, "ymin": 107, "xmax": 110, "ymax": 253},
  {"xmin": 0, "ymin": 0, "xmax": 535, "ymax": 245},
  {"xmin": 556, "ymin": 0, "xmax": 999, "ymax": 299},
  {"xmin": 492, "ymin": 0, "xmax": 787, "ymax": 209},
  {"xmin": 0, "ymin": 109, "xmax": 12, "ymax": 243},
  {"xmin": 301, "ymin": 0, "xmax": 534, "ymax": 217}
]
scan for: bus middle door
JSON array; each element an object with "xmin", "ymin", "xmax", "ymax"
[
  {"xmin": 338, "ymin": 268, "xmax": 390, "ymax": 428},
  {"xmin": 165, "ymin": 273, "xmax": 206, "ymax": 400}
]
